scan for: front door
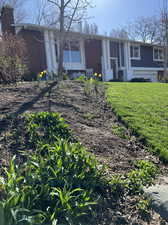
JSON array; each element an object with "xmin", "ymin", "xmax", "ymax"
[{"xmin": 110, "ymin": 58, "xmax": 118, "ymax": 80}]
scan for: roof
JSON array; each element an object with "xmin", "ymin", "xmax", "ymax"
[{"xmin": 14, "ymin": 23, "xmax": 163, "ymax": 47}]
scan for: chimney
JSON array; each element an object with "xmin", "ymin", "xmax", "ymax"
[{"xmin": 0, "ymin": 5, "xmax": 15, "ymax": 35}]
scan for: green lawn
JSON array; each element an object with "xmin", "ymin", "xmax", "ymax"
[{"xmin": 106, "ymin": 82, "xmax": 168, "ymax": 162}]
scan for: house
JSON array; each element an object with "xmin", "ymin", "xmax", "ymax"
[{"xmin": 0, "ymin": 6, "xmax": 165, "ymax": 82}]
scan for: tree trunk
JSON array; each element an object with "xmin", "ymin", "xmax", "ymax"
[{"xmin": 58, "ymin": 0, "xmax": 65, "ymax": 81}]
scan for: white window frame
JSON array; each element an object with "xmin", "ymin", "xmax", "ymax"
[
  {"xmin": 130, "ymin": 44, "xmax": 141, "ymax": 60},
  {"xmin": 153, "ymin": 47, "xmax": 164, "ymax": 62},
  {"xmin": 63, "ymin": 40, "xmax": 82, "ymax": 64}
]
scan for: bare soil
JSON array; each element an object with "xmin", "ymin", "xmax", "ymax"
[{"xmin": 0, "ymin": 80, "xmax": 167, "ymax": 225}]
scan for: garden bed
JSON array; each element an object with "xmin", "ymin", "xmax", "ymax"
[{"xmin": 0, "ymin": 81, "xmax": 167, "ymax": 224}]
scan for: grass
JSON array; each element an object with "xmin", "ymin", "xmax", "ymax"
[{"xmin": 106, "ymin": 82, "xmax": 168, "ymax": 162}]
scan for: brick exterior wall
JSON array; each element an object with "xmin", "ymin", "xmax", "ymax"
[
  {"xmin": 18, "ymin": 29, "xmax": 47, "ymax": 80},
  {"xmin": 85, "ymin": 39, "xmax": 102, "ymax": 74}
]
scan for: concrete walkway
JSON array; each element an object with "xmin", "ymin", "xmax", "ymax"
[{"xmin": 144, "ymin": 177, "xmax": 168, "ymax": 222}]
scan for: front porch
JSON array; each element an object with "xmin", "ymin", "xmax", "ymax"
[{"xmin": 44, "ymin": 30, "xmax": 127, "ymax": 81}]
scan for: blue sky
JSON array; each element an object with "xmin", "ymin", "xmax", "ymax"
[
  {"xmin": 26, "ymin": 0, "xmax": 163, "ymax": 34},
  {"xmin": 88, "ymin": 0, "xmax": 163, "ymax": 34}
]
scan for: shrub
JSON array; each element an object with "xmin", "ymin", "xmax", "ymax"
[
  {"xmin": 109, "ymin": 160, "xmax": 158, "ymax": 196},
  {"xmin": 130, "ymin": 78, "xmax": 151, "ymax": 82},
  {"xmin": 75, "ymin": 75, "xmax": 87, "ymax": 81},
  {"xmin": 125, "ymin": 160, "xmax": 158, "ymax": 194},
  {"xmin": 109, "ymin": 79, "xmax": 123, "ymax": 82},
  {"xmin": 25, "ymin": 112, "xmax": 74, "ymax": 146},
  {"xmin": 0, "ymin": 34, "xmax": 28, "ymax": 84}
]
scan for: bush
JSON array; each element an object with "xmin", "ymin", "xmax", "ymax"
[
  {"xmin": 25, "ymin": 112, "xmax": 74, "ymax": 146},
  {"xmin": 109, "ymin": 79, "xmax": 123, "ymax": 82},
  {"xmin": 109, "ymin": 160, "xmax": 158, "ymax": 196},
  {"xmin": 130, "ymin": 78, "xmax": 151, "ymax": 82},
  {"xmin": 0, "ymin": 34, "xmax": 28, "ymax": 84},
  {"xmin": 75, "ymin": 75, "xmax": 87, "ymax": 81}
]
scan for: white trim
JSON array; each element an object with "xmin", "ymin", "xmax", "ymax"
[
  {"xmin": 63, "ymin": 39, "xmax": 85, "ymax": 71},
  {"xmin": 110, "ymin": 57, "xmax": 118, "ymax": 79},
  {"xmin": 44, "ymin": 30, "xmax": 52, "ymax": 72},
  {"xmin": 130, "ymin": 44, "xmax": 141, "ymax": 60},
  {"xmin": 102, "ymin": 40, "xmax": 108, "ymax": 73},
  {"xmin": 120, "ymin": 67, "xmax": 126, "ymax": 70},
  {"xmin": 15, "ymin": 23, "xmax": 164, "ymax": 48},
  {"xmin": 153, "ymin": 47, "xmax": 164, "ymax": 62},
  {"xmin": 15, "ymin": 26, "xmax": 22, "ymax": 34},
  {"xmin": 101, "ymin": 39, "xmax": 113, "ymax": 81},
  {"xmin": 80, "ymin": 39, "xmax": 86, "ymax": 67},
  {"xmin": 119, "ymin": 42, "xmax": 122, "ymax": 68},
  {"xmin": 50, "ymin": 31, "xmax": 57, "ymax": 73},
  {"xmin": 124, "ymin": 42, "xmax": 133, "ymax": 80},
  {"xmin": 132, "ymin": 70, "xmax": 158, "ymax": 82},
  {"xmin": 107, "ymin": 40, "xmax": 111, "ymax": 70},
  {"xmin": 128, "ymin": 42, "xmax": 131, "ymax": 69},
  {"xmin": 124, "ymin": 42, "xmax": 129, "ymax": 71},
  {"xmin": 131, "ymin": 67, "xmax": 164, "ymax": 71}
]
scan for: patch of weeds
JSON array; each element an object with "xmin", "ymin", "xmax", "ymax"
[
  {"xmin": 83, "ymin": 113, "xmax": 96, "ymax": 120},
  {"xmin": 111, "ymin": 123, "xmax": 129, "ymax": 139},
  {"xmin": 58, "ymin": 81, "xmax": 69, "ymax": 90},
  {"xmin": 109, "ymin": 160, "xmax": 158, "ymax": 196},
  {"xmin": 25, "ymin": 112, "xmax": 74, "ymax": 146},
  {"xmin": 84, "ymin": 78, "xmax": 100, "ymax": 97},
  {"xmin": 126, "ymin": 160, "xmax": 158, "ymax": 194},
  {"xmin": 75, "ymin": 75, "xmax": 87, "ymax": 81},
  {"xmin": 137, "ymin": 196, "xmax": 152, "ymax": 219},
  {"xmin": 63, "ymin": 74, "xmax": 69, "ymax": 80}
]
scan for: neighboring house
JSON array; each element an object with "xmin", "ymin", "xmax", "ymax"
[{"xmin": 0, "ymin": 6, "xmax": 165, "ymax": 82}]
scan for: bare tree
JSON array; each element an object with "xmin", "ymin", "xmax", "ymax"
[
  {"xmin": 34, "ymin": 0, "xmax": 59, "ymax": 26},
  {"xmin": 0, "ymin": 0, "xmax": 27, "ymax": 23},
  {"xmin": 125, "ymin": 16, "xmax": 162, "ymax": 44},
  {"xmin": 112, "ymin": 16, "xmax": 162, "ymax": 44},
  {"xmin": 44, "ymin": 0, "xmax": 92, "ymax": 80},
  {"xmin": 82, "ymin": 21, "xmax": 98, "ymax": 34},
  {"xmin": 110, "ymin": 28, "xmax": 129, "ymax": 39}
]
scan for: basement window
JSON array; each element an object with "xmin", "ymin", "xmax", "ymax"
[
  {"xmin": 63, "ymin": 41, "xmax": 81, "ymax": 63},
  {"xmin": 153, "ymin": 47, "xmax": 164, "ymax": 61},
  {"xmin": 130, "ymin": 45, "xmax": 141, "ymax": 60}
]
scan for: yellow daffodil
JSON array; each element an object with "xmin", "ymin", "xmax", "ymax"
[
  {"xmin": 94, "ymin": 73, "xmax": 98, "ymax": 77},
  {"xmin": 98, "ymin": 74, "xmax": 102, "ymax": 77}
]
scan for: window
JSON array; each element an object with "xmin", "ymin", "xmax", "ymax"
[
  {"xmin": 153, "ymin": 47, "xmax": 164, "ymax": 61},
  {"xmin": 130, "ymin": 45, "xmax": 141, "ymax": 59},
  {"xmin": 63, "ymin": 41, "xmax": 81, "ymax": 63}
]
